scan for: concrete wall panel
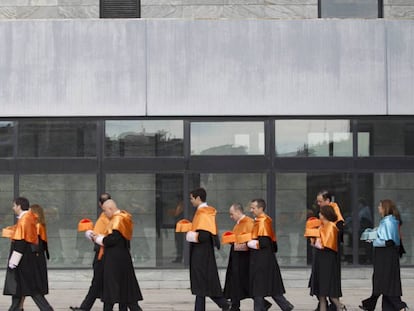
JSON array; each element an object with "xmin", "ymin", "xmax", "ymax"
[
  {"xmin": 387, "ymin": 21, "xmax": 414, "ymax": 115},
  {"xmin": 0, "ymin": 20, "xmax": 146, "ymax": 116},
  {"xmin": 147, "ymin": 20, "xmax": 387, "ymax": 116}
]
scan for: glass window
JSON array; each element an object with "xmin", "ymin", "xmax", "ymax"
[
  {"xmin": 19, "ymin": 174, "xmax": 97, "ymax": 268},
  {"xmin": 0, "ymin": 175, "xmax": 14, "ymax": 262},
  {"xmin": 358, "ymin": 173, "xmax": 414, "ymax": 266},
  {"xmin": 0, "ymin": 121, "xmax": 14, "ymax": 157},
  {"xmin": 190, "ymin": 173, "xmax": 267, "ymax": 267},
  {"xmin": 275, "ymin": 173, "xmax": 353, "ymax": 266},
  {"xmin": 105, "ymin": 120, "xmax": 184, "ymax": 157},
  {"xmin": 275, "ymin": 120, "xmax": 353, "ymax": 157},
  {"xmin": 106, "ymin": 173, "xmax": 184, "ymax": 268},
  {"xmin": 357, "ymin": 119, "xmax": 414, "ymax": 156},
  {"xmin": 18, "ymin": 120, "xmax": 97, "ymax": 157},
  {"xmin": 191, "ymin": 122, "xmax": 265, "ymax": 155},
  {"xmin": 320, "ymin": 0, "xmax": 380, "ymax": 18}
]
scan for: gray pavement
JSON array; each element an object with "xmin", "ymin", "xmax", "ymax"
[{"xmin": 0, "ymin": 268, "xmax": 413, "ymax": 310}]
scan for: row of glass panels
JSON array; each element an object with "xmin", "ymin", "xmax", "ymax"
[
  {"xmin": 1, "ymin": 172, "xmax": 412, "ymax": 268},
  {"xmin": 1, "ymin": 119, "xmax": 413, "ymax": 157}
]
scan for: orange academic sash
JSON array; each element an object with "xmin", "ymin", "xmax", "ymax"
[
  {"xmin": 319, "ymin": 221, "xmax": 339, "ymax": 252},
  {"xmin": 233, "ymin": 216, "xmax": 254, "ymax": 235},
  {"xmin": 36, "ymin": 223, "xmax": 48, "ymax": 242},
  {"xmin": 12, "ymin": 211, "xmax": 38, "ymax": 245},
  {"xmin": 105, "ymin": 210, "xmax": 134, "ymax": 241},
  {"xmin": 251, "ymin": 214, "xmax": 277, "ymax": 242},
  {"xmin": 94, "ymin": 212, "xmax": 110, "ymax": 235},
  {"xmin": 330, "ymin": 202, "xmax": 344, "ymax": 224},
  {"xmin": 191, "ymin": 206, "xmax": 218, "ymax": 235}
]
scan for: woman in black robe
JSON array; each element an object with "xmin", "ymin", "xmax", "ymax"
[
  {"xmin": 360, "ymin": 199, "xmax": 408, "ymax": 311},
  {"xmin": 309, "ymin": 205, "xmax": 345, "ymax": 311}
]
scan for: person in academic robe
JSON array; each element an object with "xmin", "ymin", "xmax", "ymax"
[
  {"xmin": 70, "ymin": 193, "xmax": 111, "ymax": 311},
  {"xmin": 247, "ymin": 199, "xmax": 294, "ymax": 311},
  {"xmin": 311, "ymin": 190, "xmax": 345, "ymax": 311},
  {"xmin": 3, "ymin": 197, "xmax": 54, "ymax": 311},
  {"xmin": 93, "ymin": 199, "xmax": 143, "ymax": 311},
  {"xmin": 309, "ymin": 205, "xmax": 345, "ymax": 311},
  {"xmin": 223, "ymin": 203, "xmax": 272, "ymax": 311},
  {"xmin": 359, "ymin": 199, "xmax": 408, "ymax": 311},
  {"xmin": 186, "ymin": 188, "xmax": 231, "ymax": 311}
]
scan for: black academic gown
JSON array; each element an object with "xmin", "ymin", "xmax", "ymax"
[
  {"xmin": 4, "ymin": 239, "xmax": 43, "ymax": 296},
  {"xmin": 249, "ymin": 236, "xmax": 285, "ymax": 297},
  {"xmin": 372, "ymin": 245, "xmax": 402, "ymax": 297},
  {"xmin": 190, "ymin": 230, "xmax": 223, "ymax": 297},
  {"xmin": 35, "ymin": 238, "xmax": 49, "ymax": 295},
  {"xmin": 224, "ymin": 244, "xmax": 250, "ymax": 301},
  {"xmin": 101, "ymin": 230, "xmax": 143, "ymax": 304}
]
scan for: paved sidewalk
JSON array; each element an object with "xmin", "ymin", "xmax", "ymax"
[{"xmin": 0, "ymin": 268, "xmax": 413, "ymax": 310}]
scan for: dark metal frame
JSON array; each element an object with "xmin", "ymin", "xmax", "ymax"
[{"xmin": 1, "ymin": 116, "xmax": 413, "ymax": 267}]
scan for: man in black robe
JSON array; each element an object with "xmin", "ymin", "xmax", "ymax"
[
  {"xmin": 247, "ymin": 198, "xmax": 294, "ymax": 311},
  {"xmin": 3, "ymin": 197, "xmax": 54, "ymax": 311},
  {"xmin": 93, "ymin": 199, "xmax": 143, "ymax": 311},
  {"xmin": 186, "ymin": 188, "xmax": 231, "ymax": 311},
  {"xmin": 223, "ymin": 203, "xmax": 272, "ymax": 311}
]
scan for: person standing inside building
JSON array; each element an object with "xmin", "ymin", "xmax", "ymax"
[
  {"xmin": 186, "ymin": 187, "xmax": 231, "ymax": 311},
  {"xmin": 3, "ymin": 197, "xmax": 54, "ymax": 311},
  {"xmin": 359, "ymin": 199, "xmax": 408, "ymax": 311},
  {"xmin": 247, "ymin": 198, "xmax": 294, "ymax": 311},
  {"xmin": 309, "ymin": 205, "xmax": 345, "ymax": 311},
  {"xmin": 70, "ymin": 193, "xmax": 111, "ymax": 311},
  {"xmin": 93, "ymin": 199, "xmax": 143, "ymax": 311},
  {"xmin": 223, "ymin": 203, "xmax": 272, "ymax": 311}
]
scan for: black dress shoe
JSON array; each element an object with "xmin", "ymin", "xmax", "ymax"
[
  {"xmin": 264, "ymin": 299, "xmax": 272, "ymax": 310},
  {"xmin": 222, "ymin": 301, "xmax": 232, "ymax": 311}
]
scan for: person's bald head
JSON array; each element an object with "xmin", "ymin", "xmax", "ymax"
[
  {"xmin": 102, "ymin": 199, "xmax": 119, "ymax": 218},
  {"xmin": 229, "ymin": 203, "xmax": 244, "ymax": 223}
]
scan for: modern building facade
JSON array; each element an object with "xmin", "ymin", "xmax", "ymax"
[{"xmin": 0, "ymin": 1, "xmax": 413, "ymax": 269}]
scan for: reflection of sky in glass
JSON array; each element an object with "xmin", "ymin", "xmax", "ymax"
[
  {"xmin": 275, "ymin": 120, "xmax": 351, "ymax": 157},
  {"xmin": 191, "ymin": 122, "xmax": 264, "ymax": 155},
  {"xmin": 105, "ymin": 120, "xmax": 183, "ymax": 141},
  {"xmin": 0, "ymin": 121, "xmax": 13, "ymax": 128},
  {"xmin": 321, "ymin": 0, "xmax": 378, "ymax": 18}
]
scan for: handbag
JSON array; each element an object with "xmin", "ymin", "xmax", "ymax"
[{"xmin": 3, "ymin": 268, "xmax": 17, "ymax": 296}]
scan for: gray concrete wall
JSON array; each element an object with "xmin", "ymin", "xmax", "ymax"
[
  {"xmin": 0, "ymin": 19, "xmax": 413, "ymax": 117},
  {"xmin": 0, "ymin": 0, "xmax": 99, "ymax": 19}
]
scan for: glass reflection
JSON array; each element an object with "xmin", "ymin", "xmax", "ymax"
[
  {"xmin": 105, "ymin": 120, "xmax": 183, "ymax": 157},
  {"xmin": 19, "ymin": 174, "xmax": 97, "ymax": 267},
  {"xmin": 275, "ymin": 120, "xmax": 352, "ymax": 157},
  {"xmin": 18, "ymin": 120, "xmax": 97, "ymax": 157},
  {"xmin": 191, "ymin": 122, "xmax": 265, "ymax": 155},
  {"xmin": 0, "ymin": 121, "xmax": 14, "ymax": 157},
  {"xmin": 0, "ymin": 175, "xmax": 14, "ymax": 262}
]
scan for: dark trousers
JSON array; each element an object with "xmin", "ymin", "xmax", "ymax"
[
  {"xmin": 382, "ymin": 296, "xmax": 407, "ymax": 311},
  {"xmin": 103, "ymin": 302, "xmax": 142, "ymax": 311},
  {"xmin": 195, "ymin": 295, "xmax": 228, "ymax": 311},
  {"xmin": 9, "ymin": 295, "xmax": 53, "ymax": 311},
  {"xmin": 80, "ymin": 256, "xmax": 103, "ymax": 310},
  {"xmin": 254, "ymin": 296, "xmax": 292, "ymax": 311}
]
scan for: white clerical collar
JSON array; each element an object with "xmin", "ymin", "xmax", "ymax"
[
  {"xmin": 198, "ymin": 202, "xmax": 208, "ymax": 209},
  {"xmin": 237, "ymin": 214, "xmax": 246, "ymax": 224},
  {"xmin": 17, "ymin": 210, "xmax": 28, "ymax": 219}
]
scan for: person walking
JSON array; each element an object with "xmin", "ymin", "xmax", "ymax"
[
  {"xmin": 223, "ymin": 203, "xmax": 271, "ymax": 311},
  {"xmin": 185, "ymin": 187, "xmax": 231, "ymax": 311},
  {"xmin": 308, "ymin": 205, "xmax": 345, "ymax": 311},
  {"xmin": 247, "ymin": 198, "xmax": 294, "ymax": 311},
  {"xmin": 93, "ymin": 199, "xmax": 143, "ymax": 311},
  {"xmin": 3, "ymin": 197, "xmax": 53, "ymax": 311},
  {"xmin": 359, "ymin": 199, "xmax": 408, "ymax": 311},
  {"xmin": 70, "ymin": 193, "xmax": 111, "ymax": 311}
]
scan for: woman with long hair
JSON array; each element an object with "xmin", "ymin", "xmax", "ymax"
[
  {"xmin": 360, "ymin": 199, "xmax": 408, "ymax": 311},
  {"xmin": 309, "ymin": 204, "xmax": 346, "ymax": 311}
]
